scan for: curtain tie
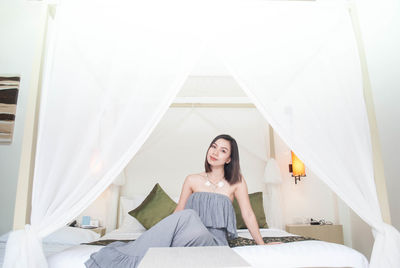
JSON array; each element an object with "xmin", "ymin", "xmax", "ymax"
[
  {"xmin": 3, "ymin": 224, "xmax": 47, "ymax": 268},
  {"xmin": 370, "ymin": 223, "xmax": 400, "ymax": 268}
]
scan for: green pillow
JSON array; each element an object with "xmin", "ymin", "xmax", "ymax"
[
  {"xmin": 233, "ymin": 192, "xmax": 268, "ymax": 229},
  {"xmin": 128, "ymin": 183, "xmax": 177, "ymax": 229}
]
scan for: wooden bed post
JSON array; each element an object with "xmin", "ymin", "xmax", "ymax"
[
  {"xmin": 348, "ymin": 2, "xmax": 392, "ymax": 224},
  {"xmin": 12, "ymin": 4, "xmax": 54, "ymax": 230}
]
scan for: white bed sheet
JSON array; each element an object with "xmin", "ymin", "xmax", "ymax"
[
  {"xmin": 0, "ymin": 241, "xmax": 73, "ymax": 267},
  {"xmin": 233, "ymin": 241, "xmax": 368, "ymax": 268},
  {"xmin": 0, "ymin": 226, "xmax": 100, "ymax": 267},
  {"xmin": 0, "ymin": 241, "xmax": 79, "ymax": 267},
  {"xmin": 47, "ymin": 228, "xmax": 368, "ymax": 268}
]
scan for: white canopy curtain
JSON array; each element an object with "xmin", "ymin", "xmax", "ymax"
[
  {"xmin": 4, "ymin": 0, "xmax": 400, "ymax": 267},
  {"xmin": 4, "ymin": 0, "xmax": 205, "ymax": 266},
  {"xmin": 212, "ymin": 2, "xmax": 400, "ymax": 267}
]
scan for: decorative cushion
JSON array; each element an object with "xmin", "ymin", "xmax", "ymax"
[
  {"xmin": 233, "ymin": 192, "xmax": 268, "ymax": 229},
  {"xmin": 128, "ymin": 183, "xmax": 177, "ymax": 229}
]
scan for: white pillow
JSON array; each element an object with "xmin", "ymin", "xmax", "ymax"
[
  {"xmin": 119, "ymin": 196, "xmax": 146, "ymax": 232},
  {"xmin": 0, "ymin": 227, "xmax": 100, "ymax": 245},
  {"xmin": 43, "ymin": 226, "xmax": 100, "ymax": 245}
]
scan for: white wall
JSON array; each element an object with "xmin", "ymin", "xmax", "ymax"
[
  {"xmin": 274, "ymin": 135, "xmax": 336, "ymax": 226},
  {"xmin": 0, "ymin": 1, "xmax": 44, "ymax": 235}
]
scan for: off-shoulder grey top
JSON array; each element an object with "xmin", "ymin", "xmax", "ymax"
[{"xmin": 185, "ymin": 191, "xmax": 238, "ymax": 244}]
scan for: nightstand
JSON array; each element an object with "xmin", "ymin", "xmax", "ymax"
[
  {"xmin": 286, "ymin": 224, "xmax": 344, "ymax": 244},
  {"xmin": 89, "ymin": 227, "xmax": 106, "ymax": 237}
]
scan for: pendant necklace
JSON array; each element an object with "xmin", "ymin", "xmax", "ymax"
[{"xmin": 205, "ymin": 173, "xmax": 224, "ymax": 191}]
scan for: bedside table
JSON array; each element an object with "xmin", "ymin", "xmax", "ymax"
[
  {"xmin": 286, "ymin": 224, "xmax": 344, "ymax": 244},
  {"xmin": 88, "ymin": 227, "xmax": 106, "ymax": 237}
]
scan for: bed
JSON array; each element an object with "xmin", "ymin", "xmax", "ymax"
[
  {"xmin": 45, "ymin": 227, "xmax": 368, "ymax": 268},
  {"xmin": 44, "ymin": 193, "xmax": 368, "ymax": 268},
  {"xmin": 0, "ymin": 195, "xmax": 368, "ymax": 268}
]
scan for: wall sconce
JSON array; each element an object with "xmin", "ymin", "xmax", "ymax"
[{"xmin": 289, "ymin": 151, "xmax": 306, "ymax": 184}]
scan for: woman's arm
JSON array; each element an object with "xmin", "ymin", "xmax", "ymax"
[
  {"xmin": 234, "ymin": 178, "xmax": 265, "ymax": 245},
  {"xmin": 174, "ymin": 175, "xmax": 194, "ymax": 213}
]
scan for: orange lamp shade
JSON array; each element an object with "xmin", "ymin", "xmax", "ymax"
[{"xmin": 291, "ymin": 151, "xmax": 305, "ymax": 177}]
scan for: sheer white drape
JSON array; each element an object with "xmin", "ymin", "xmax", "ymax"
[
  {"xmin": 4, "ymin": 0, "xmax": 203, "ymax": 267},
  {"xmin": 214, "ymin": 2, "xmax": 400, "ymax": 267},
  {"xmin": 4, "ymin": 0, "xmax": 400, "ymax": 267}
]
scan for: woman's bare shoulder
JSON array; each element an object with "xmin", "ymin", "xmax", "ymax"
[
  {"xmin": 186, "ymin": 172, "xmax": 206, "ymax": 181},
  {"xmin": 233, "ymin": 175, "xmax": 247, "ymax": 193}
]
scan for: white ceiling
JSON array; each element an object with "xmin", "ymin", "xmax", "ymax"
[
  {"xmin": 188, "ymin": 47, "xmax": 231, "ymax": 76},
  {"xmin": 177, "ymin": 76, "xmax": 247, "ymax": 97},
  {"xmin": 178, "ymin": 47, "xmax": 248, "ymax": 97}
]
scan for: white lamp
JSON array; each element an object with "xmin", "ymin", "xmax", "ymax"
[
  {"xmin": 263, "ymin": 158, "xmax": 284, "ymax": 230},
  {"xmin": 264, "ymin": 158, "xmax": 282, "ymax": 184}
]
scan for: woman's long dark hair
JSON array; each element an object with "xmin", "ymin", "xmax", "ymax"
[{"xmin": 204, "ymin": 134, "xmax": 242, "ymax": 185}]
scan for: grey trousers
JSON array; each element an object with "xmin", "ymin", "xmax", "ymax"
[{"xmin": 85, "ymin": 209, "xmax": 223, "ymax": 268}]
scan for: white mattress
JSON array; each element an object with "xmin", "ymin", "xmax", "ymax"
[
  {"xmin": 0, "ymin": 241, "xmax": 73, "ymax": 267},
  {"xmin": 233, "ymin": 240, "xmax": 368, "ymax": 268},
  {"xmin": 47, "ymin": 228, "xmax": 369, "ymax": 268},
  {"xmin": 0, "ymin": 226, "xmax": 101, "ymax": 267}
]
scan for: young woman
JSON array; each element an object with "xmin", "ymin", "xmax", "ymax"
[
  {"xmin": 86, "ymin": 134, "xmax": 265, "ymax": 268},
  {"xmin": 174, "ymin": 134, "xmax": 265, "ymax": 245}
]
